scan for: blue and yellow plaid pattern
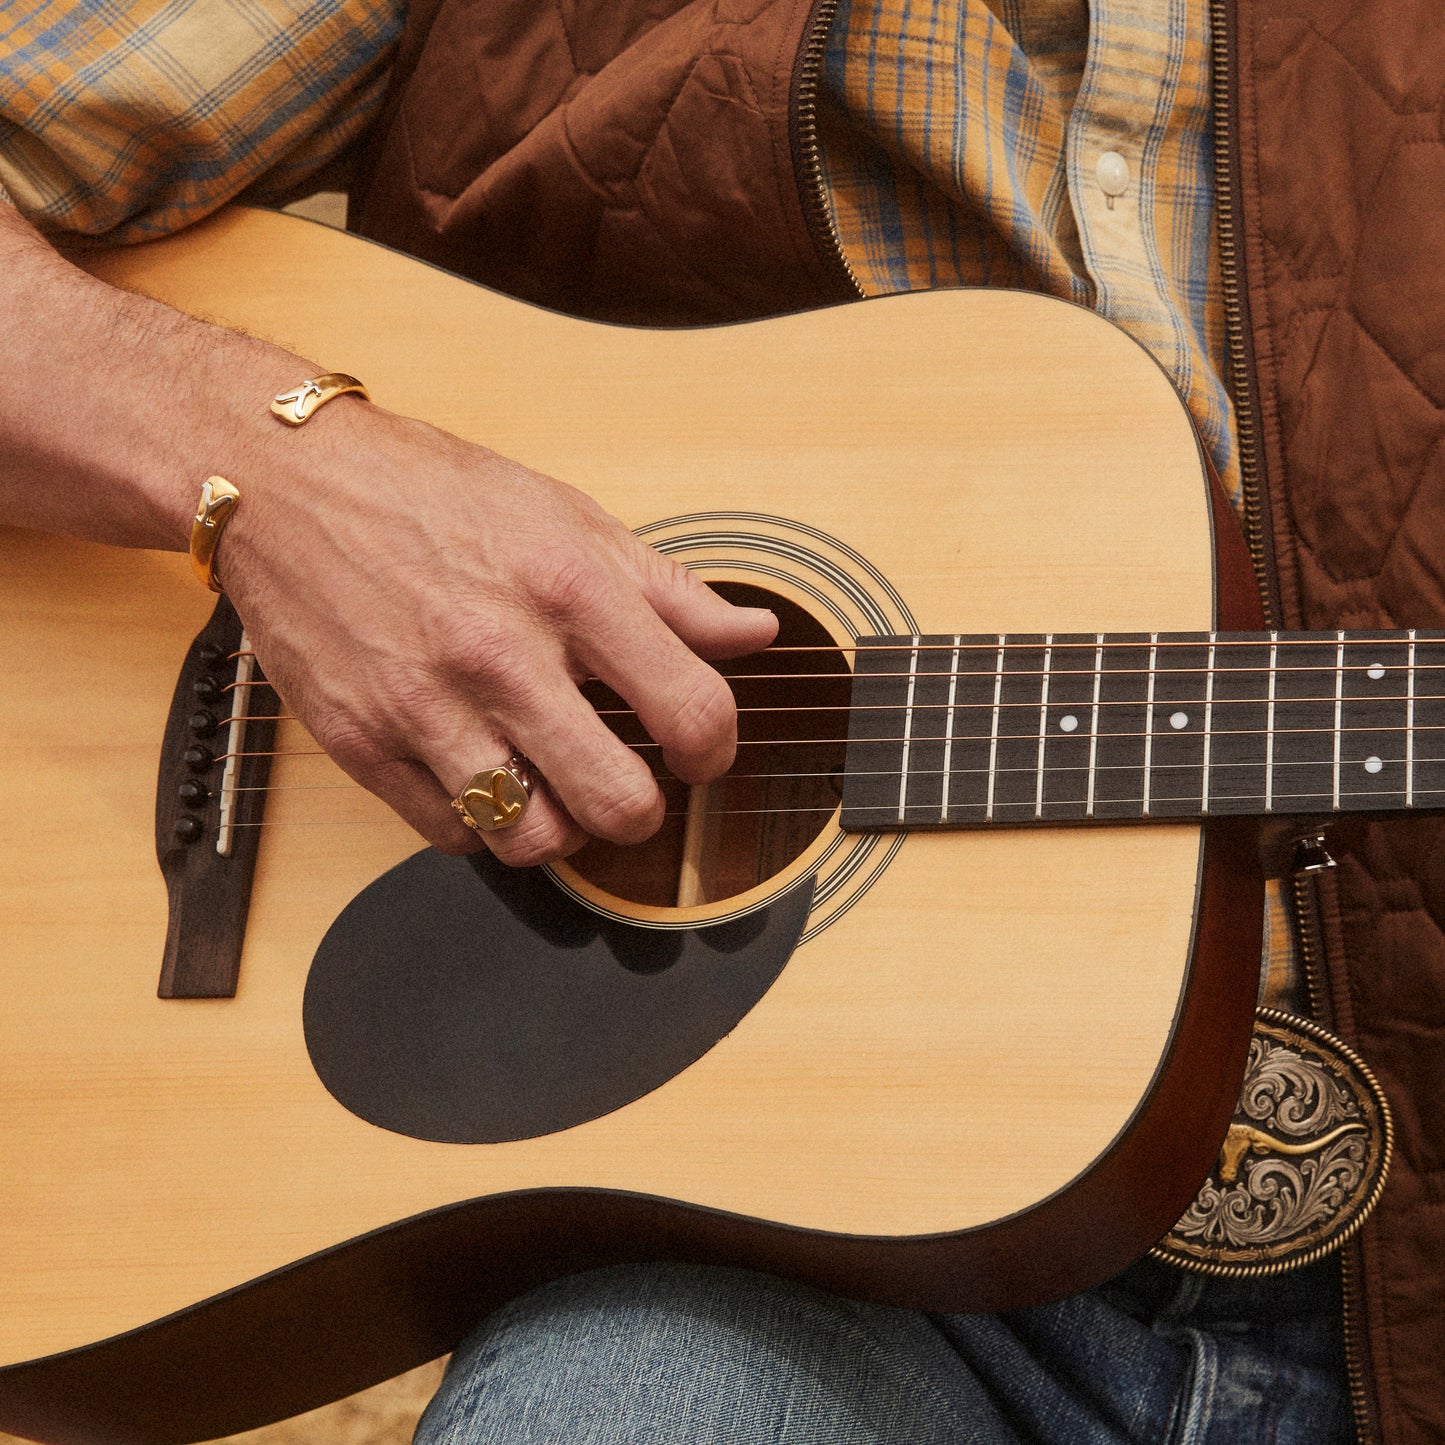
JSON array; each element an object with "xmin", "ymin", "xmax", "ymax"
[{"xmin": 0, "ymin": 0, "xmax": 400, "ymax": 240}]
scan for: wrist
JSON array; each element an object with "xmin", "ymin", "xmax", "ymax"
[
  {"xmin": 0, "ymin": 224, "xmax": 352, "ymax": 556},
  {"xmin": 195, "ymin": 371, "xmax": 380, "ymax": 597}
]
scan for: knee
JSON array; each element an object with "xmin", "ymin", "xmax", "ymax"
[{"xmin": 412, "ymin": 1263, "xmax": 955, "ymax": 1445}]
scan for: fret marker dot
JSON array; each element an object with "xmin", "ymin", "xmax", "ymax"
[
  {"xmin": 1364, "ymin": 756, "xmax": 1383, "ymax": 774},
  {"xmin": 1058, "ymin": 714, "xmax": 1079, "ymax": 732},
  {"xmin": 1169, "ymin": 711, "xmax": 1189, "ymax": 730},
  {"xmin": 1368, "ymin": 663, "xmax": 1385, "ymax": 680}
]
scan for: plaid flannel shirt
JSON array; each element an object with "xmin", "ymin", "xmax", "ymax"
[{"xmin": 0, "ymin": 0, "xmax": 399, "ymax": 240}]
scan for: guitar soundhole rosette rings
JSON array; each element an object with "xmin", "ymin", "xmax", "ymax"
[
  {"xmin": 452, "ymin": 755, "xmax": 533, "ymax": 834},
  {"xmin": 1152, "ymin": 1007, "xmax": 1393, "ymax": 1279}
]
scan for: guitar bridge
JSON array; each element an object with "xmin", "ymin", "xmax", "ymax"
[{"xmin": 154, "ymin": 597, "xmax": 280, "ymax": 997}]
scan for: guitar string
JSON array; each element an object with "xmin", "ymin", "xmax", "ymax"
[
  {"xmin": 202, "ymin": 642, "xmax": 1444, "ymax": 826},
  {"xmin": 218, "ymin": 740, "xmax": 1441, "ymax": 830},
  {"xmin": 224, "ymin": 661, "xmax": 1436, "ymax": 691},
  {"xmin": 204, "ymin": 649, "xmax": 1445, "ymax": 822},
  {"xmin": 224, "ymin": 746, "xmax": 1433, "ymax": 794},
  {"xmin": 215, "ymin": 685, "xmax": 1445, "ymax": 725},
  {"xmin": 213, "ymin": 714, "xmax": 1445, "ymax": 766},
  {"xmin": 225, "ymin": 636, "xmax": 1445, "ymax": 664},
  {"xmin": 224, "ymin": 777, "xmax": 1445, "ymax": 829}
]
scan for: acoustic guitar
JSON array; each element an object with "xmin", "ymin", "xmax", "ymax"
[{"xmin": 0, "ymin": 208, "xmax": 1425, "ymax": 1444}]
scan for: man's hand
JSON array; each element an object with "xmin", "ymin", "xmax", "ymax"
[
  {"xmin": 221, "ymin": 404, "xmax": 777, "ymax": 864},
  {"xmin": 0, "ymin": 202, "xmax": 776, "ymax": 864}
]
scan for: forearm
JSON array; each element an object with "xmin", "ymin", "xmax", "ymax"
[
  {"xmin": 0, "ymin": 203, "xmax": 319, "ymax": 551},
  {"xmin": 0, "ymin": 202, "xmax": 773, "ymax": 866}
]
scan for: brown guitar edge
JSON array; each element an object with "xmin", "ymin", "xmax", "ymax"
[
  {"xmin": 0, "ymin": 801, "xmax": 1264, "ymax": 1445},
  {"xmin": 0, "ymin": 451, "xmax": 1270, "ymax": 1445}
]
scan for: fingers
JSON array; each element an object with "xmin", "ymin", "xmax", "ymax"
[
  {"xmin": 472, "ymin": 678, "xmax": 668, "ymax": 845},
  {"xmin": 516, "ymin": 533, "xmax": 761, "ymax": 791},
  {"xmin": 462, "ymin": 774, "xmax": 590, "ymax": 869},
  {"xmin": 575, "ymin": 589, "xmax": 741, "ymax": 785},
  {"xmin": 363, "ymin": 753, "xmax": 590, "ymax": 867},
  {"xmin": 411, "ymin": 665, "xmax": 667, "ymax": 856},
  {"xmin": 633, "ymin": 545, "xmax": 778, "ymax": 661},
  {"xmin": 316, "ymin": 599, "xmax": 701, "ymax": 864}
]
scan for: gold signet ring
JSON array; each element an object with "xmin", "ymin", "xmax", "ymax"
[{"xmin": 451, "ymin": 757, "xmax": 532, "ymax": 834}]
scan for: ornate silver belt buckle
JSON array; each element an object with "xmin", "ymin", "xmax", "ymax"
[{"xmin": 1152, "ymin": 1007, "xmax": 1393, "ymax": 1278}]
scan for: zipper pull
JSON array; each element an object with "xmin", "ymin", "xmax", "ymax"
[{"xmin": 1291, "ymin": 832, "xmax": 1337, "ymax": 874}]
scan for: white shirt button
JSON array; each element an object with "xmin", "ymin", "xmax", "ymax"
[{"xmin": 1096, "ymin": 151, "xmax": 1131, "ymax": 203}]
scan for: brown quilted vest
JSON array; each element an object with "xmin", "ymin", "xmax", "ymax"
[
  {"xmin": 349, "ymin": 0, "xmax": 849, "ymax": 323},
  {"xmin": 351, "ymin": 2, "xmax": 1445, "ymax": 1439},
  {"xmin": 1229, "ymin": 6, "xmax": 1445, "ymax": 1443}
]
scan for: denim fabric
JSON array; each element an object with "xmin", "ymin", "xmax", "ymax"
[{"xmin": 414, "ymin": 1255, "xmax": 1350, "ymax": 1444}]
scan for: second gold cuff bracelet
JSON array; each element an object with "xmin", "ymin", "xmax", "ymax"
[{"xmin": 188, "ymin": 373, "xmax": 371, "ymax": 593}]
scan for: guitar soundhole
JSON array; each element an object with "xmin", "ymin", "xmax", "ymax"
[{"xmin": 571, "ymin": 583, "xmax": 849, "ymax": 908}]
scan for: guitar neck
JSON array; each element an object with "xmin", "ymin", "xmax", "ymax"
[{"xmin": 840, "ymin": 630, "xmax": 1445, "ymax": 827}]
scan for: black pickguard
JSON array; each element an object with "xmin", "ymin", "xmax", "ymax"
[{"xmin": 303, "ymin": 851, "xmax": 815, "ymax": 1143}]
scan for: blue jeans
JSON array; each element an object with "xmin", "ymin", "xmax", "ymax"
[{"xmin": 413, "ymin": 1255, "xmax": 1351, "ymax": 1443}]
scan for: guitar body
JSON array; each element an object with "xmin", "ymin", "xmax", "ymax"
[{"xmin": 0, "ymin": 209, "xmax": 1262, "ymax": 1445}]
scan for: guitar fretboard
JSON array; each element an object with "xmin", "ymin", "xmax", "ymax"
[{"xmin": 839, "ymin": 631, "xmax": 1445, "ymax": 828}]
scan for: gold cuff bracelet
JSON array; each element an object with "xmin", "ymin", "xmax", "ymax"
[
  {"xmin": 190, "ymin": 476, "xmax": 241, "ymax": 594},
  {"xmin": 270, "ymin": 372, "xmax": 370, "ymax": 426}
]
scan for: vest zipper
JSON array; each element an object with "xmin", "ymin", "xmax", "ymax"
[
  {"xmin": 1209, "ymin": 0, "xmax": 1277, "ymax": 625},
  {"xmin": 792, "ymin": 0, "xmax": 864, "ymax": 299},
  {"xmin": 1212, "ymin": 3, "xmax": 1374, "ymax": 1440},
  {"xmin": 1288, "ymin": 861, "xmax": 1379, "ymax": 1445}
]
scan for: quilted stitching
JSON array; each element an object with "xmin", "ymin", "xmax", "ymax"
[
  {"xmin": 352, "ymin": 0, "xmax": 846, "ymax": 323},
  {"xmin": 1239, "ymin": 5, "xmax": 1445, "ymax": 1442}
]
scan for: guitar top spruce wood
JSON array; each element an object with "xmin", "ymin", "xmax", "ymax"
[{"xmin": 1, "ymin": 207, "xmax": 1412, "ymax": 1445}]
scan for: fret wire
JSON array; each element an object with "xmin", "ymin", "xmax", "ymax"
[
  {"xmin": 1086, "ymin": 633, "xmax": 1103, "ymax": 818},
  {"xmin": 1143, "ymin": 633, "xmax": 1159, "ymax": 816},
  {"xmin": 1408, "ymin": 630, "xmax": 1417, "ymax": 807},
  {"xmin": 1266, "ymin": 632, "xmax": 1278, "ymax": 812},
  {"xmin": 1202, "ymin": 632, "xmax": 1216, "ymax": 815},
  {"xmin": 1035, "ymin": 633, "xmax": 1053, "ymax": 820},
  {"xmin": 896, "ymin": 636, "xmax": 921, "ymax": 825},
  {"xmin": 940, "ymin": 634, "xmax": 961, "ymax": 823},
  {"xmin": 1333, "ymin": 630, "xmax": 1345, "ymax": 811},
  {"xmin": 986, "ymin": 636, "xmax": 1005, "ymax": 821}
]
